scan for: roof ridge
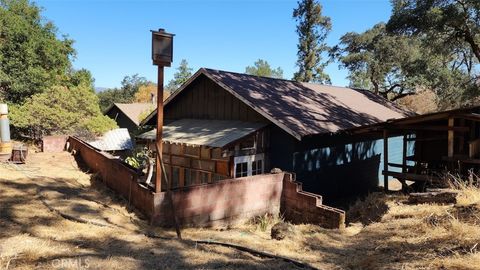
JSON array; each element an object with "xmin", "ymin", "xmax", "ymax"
[
  {"xmin": 202, "ymin": 67, "xmax": 364, "ymax": 91},
  {"xmin": 202, "ymin": 68, "xmax": 409, "ymax": 115}
]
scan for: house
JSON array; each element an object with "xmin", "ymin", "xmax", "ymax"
[
  {"xmin": 138, "ymin": 68, "xmax": 411, "ymax": 205},
  {"xmin": 104, "ymin": 103, "xmax": 154, "ymax": 134}
]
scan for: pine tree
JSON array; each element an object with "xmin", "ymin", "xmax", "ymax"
[
  {"xmin": 245, "ymin": 59, "xmax": 284, "ymax": 79},
  {"xmin": 165, "ymin": 59, "xmax": 193, "ymax": 93},
  {"xmin": 293, "ymin": 0, "xmax": 331, "ymax": 83}
]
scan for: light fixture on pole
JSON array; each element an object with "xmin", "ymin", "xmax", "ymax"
[{"xmin": 151, "ymin": 28, "xmax": 174, "ymax": 193}]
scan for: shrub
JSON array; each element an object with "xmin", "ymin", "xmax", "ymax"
[{"xmin": 9, "ymin": 85, "xmax": 117, "ymax": 140}]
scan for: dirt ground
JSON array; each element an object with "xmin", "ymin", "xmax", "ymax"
[{"xmin": 1, "ymin": 151, "xmax": 480, "ymax": 269}]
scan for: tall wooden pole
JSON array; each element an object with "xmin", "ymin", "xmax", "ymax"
[{"xmin": 155, "ymin": 66, "xmax": 164, "ymax": 193}]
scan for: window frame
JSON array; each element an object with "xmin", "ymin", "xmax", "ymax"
[{"xmin": 234, "ymin": 154, "xmax": 264, "ymax": 178}]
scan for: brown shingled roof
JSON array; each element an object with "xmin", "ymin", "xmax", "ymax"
[
  {"xmin": 142, "ymin": 68, "xmax": 411, "ymax": 139},
  {"xmin": 106, "ymin": 103, "xmax": 154, "ymax": 126}
]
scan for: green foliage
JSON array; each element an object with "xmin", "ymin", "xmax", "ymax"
[
  {"xmin": 245, "ymin": 59, "xmax": 284, "ymax": 79},
  {"xmin": 9, "ymin": 84, "xmax": 117, "ymax": 140},
  {"xmin": 97, "ymin": 74, "xmax": 148, "ymax": 111},
  {"xmin": 335, "ymin": 23, "xmax": 428, "ymax": 101},
  {"xmin": 68, "ymin": 68, "xmax": 95, "ymax": 89},
  {"xmin": 0, "ymin": 0, "xmax": 75, "ymax": 104},
  {"xmin": 83, "ymin": 115, "xmax": 117, "ymax": 136},
  {"xmin": 335, "ymin": 18, "xmax": 479, "ymax": 107},
  {"xmin": 165, "ymin": 59, "xmax": 193, "ymax": 93},
  {"xmin": 125, "ymin": 147, "xmax": 151, "ymax": 169},
  {"xmin": 293, "ymin": 0, "xmax": 331, "ymax": 83},
  {"xmin": 249, "ymin": 213, "xmax": 284, "ymax": 232},
  {"xmin": 387, "ymin": 0, "xmax": 480, "ymax": 63},
  {"xmin": 137, "ymin": 106, "xmax": 155, "ymax": 123},
  {"xmin": 385, "ymin": 0, "xmax": 480, "ymax": 108}
]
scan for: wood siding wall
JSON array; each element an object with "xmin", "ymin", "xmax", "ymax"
[{"xmin": 165, "ymin": 75, "xmax": 268, "ymax": 123}]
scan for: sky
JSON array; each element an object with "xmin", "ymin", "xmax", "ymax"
[{"xmin": 36, "ymin": 0, "xmax": 393, "ymax": 89}]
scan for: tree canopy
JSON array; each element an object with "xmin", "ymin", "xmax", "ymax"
[
  {"xmin": 332, "ymin": 1, "xmax": 480, "ymax": 109},
  {"xmin": 245, "ymin": 59, "xmax": 283, "ymax": 79},
  {"xmin": 0, "ymin": 0, "xmax": 75, "ymax": 104},
  {"xmin": 293, "ymin": 0, "xmax": 331, "ymax": 83},
  {"xmin": 165, "ymin": 59, "xmax": 193, "ymax": 93},
  {"xmin": 9, "ymin": 84, "xmax": 117, "ymax": 140},
  {"xmin": 335, "ymin": 23, "xmax": 429, "ymax": 101},
  {"xmin": 387, "ymin": 0, "xmax": 480, "ymax": 63},
  {"xmin": 134, "ymin": 83, "xmax": 170, "ymax": 103},
  {"xmin": 0, "ymin": 0, "xmax": 118, "ymax": 139},
  {"xmin": 97, "ymin": 74, "xmax": 148, "ymax": 111}
]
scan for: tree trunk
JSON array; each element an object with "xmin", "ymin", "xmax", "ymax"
[
  {"xmin": 464, "ymin": 31, "xmax": 480, "ymax": 64},
  {"xmin": 370, "ymin": 71, "xmax": 379, "ymax": 95}
]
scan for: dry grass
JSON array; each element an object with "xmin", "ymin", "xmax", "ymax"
[
  {"xmin": 0, "ymin": 152, "xmax": 296, "ymax": 269},
  {"xmin": 2, "ymin": 151, "xmax": 480, "ymax": 269}
]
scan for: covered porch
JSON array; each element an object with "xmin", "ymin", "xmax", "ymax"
[
  {"xmin": 376, "ymin": 106, "xmax": 480, "ymax": 190},
  {"xmin": 136, "ymin": 118, "xmax": 268, "ymax": 192}
]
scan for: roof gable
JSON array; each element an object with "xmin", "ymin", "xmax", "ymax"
[
  {"xmin": 106, "ymin": 103, "xmax": 154, "ymax": 126},
  {"xmin": 142, "ymin": 68, "xmax": 411, "ymax": 139}
]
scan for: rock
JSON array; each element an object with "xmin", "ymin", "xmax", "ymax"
[
  {"xmin": 271, "ymin": 222, "xmax": 294, "ymax": 240},
  {"xmin": 270, "ymin": 168, "xmax": 282, "ymax": 174},
  {"xmin": 408, "ymin": 190, "xmax": 458, "ymax": 204}
]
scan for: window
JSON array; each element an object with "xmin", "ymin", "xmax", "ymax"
[
  {"xmin": 185, "ymin": 168, "xmax": 195, "ymax": 186},
  {"xmin": 185, "ymin": 169, "xmax": 200, "ymax": 186},
  {"xmin": 235, "ymin": 162, "xmax": 248, "ymax": 178},
  {"xmin": 251, "ymin": 160, "xmax": 263, "ymax": 176},
  {"xmin": 234, "ymin": 154, "xmax": 265, "ymax": 178},
  {"xmin": 199, "ymin": 171, "xmax": 210, "ymax": 184},
  {"xmin": 213, "ymin": 174, "xmax": 227, "ymax": 182},
  {"xmin": 171, "ymin": 167, "xmax": 180, "ymax": 188}
]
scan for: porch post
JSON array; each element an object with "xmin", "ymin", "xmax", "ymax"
[
  {"xmin": 383, "ymin": 129, "xmax": 389, "ymax": 192},
  {"xmin": 402, "ymin": 133, "xmax": 407, "ymax": 173},
  {"xmin": 448, "ymin": 117, "xmax": 454, "ymax": 158}
]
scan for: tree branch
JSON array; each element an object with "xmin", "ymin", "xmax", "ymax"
[{"xmin": 390, "ymin": 92, "xmax": 416, "ymax": 102}]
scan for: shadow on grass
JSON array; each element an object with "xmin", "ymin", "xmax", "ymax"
[{"xmin": 0, "ymin": 173, "xmax": 300, "ymax": 269}]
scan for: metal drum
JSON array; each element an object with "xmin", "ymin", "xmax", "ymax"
[
  {"xmin": 0, "ymin": 141, "xmax": 12, "ymax": 153},
  {"xmin": 0, "ymin": 114, "xmax": 11, "ymax": 144},
  {"xmin": 0, "ymin": 104, "xmax": 7, "ymax": 115},
  {"xmin": 0, "ymin": 104, "xmax": 11, "ymax": 156}
]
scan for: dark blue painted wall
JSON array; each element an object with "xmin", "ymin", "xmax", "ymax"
[{"xmin": 268, "ymin": 130, "xmax": 413, "ymax": 207}]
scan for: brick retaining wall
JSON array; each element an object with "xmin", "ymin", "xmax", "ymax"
[
  {"xmin": 43, "ymin": 135, "xmax": 68, "ymax": 153},
  {"xmin": 67, "ymin": 136, "xmax": 345, "ymax": 229},
  {"xmin": 153, "ymin": 174, "xmax": 284, "ymax": 227},
  {"xmin": 67, "ymin": 137, "xmax": 156, "ymax": 218},
  {"xmin": 281, "ymin": 174, "xmax": 346, "ymax": 229}
]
